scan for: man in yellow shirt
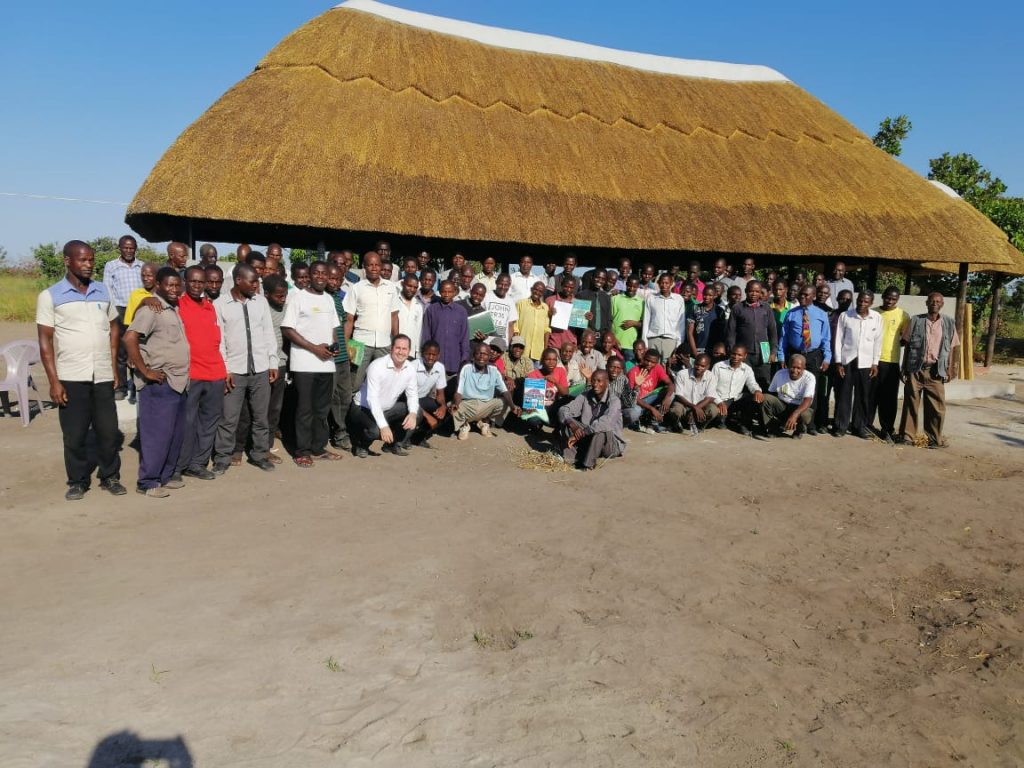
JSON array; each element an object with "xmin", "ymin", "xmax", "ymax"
[
  {"xmin": 873, "ymin": 287, "xmax": 909, "ymax": 443},
  {"xmin": 123, "ymin": 262, "xmax": 158, "ymax": 325},
  {"xmin": 514, "ymin": 280, "xmax": 551, "ymax": 366}
]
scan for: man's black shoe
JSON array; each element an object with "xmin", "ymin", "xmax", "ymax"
[
  {"xmin": 65, "ymin": 484, "xmax": 87, "ymax": 501},
  {"xmin": 248, "ymin": 458, "xmax": 276, "ymax": 472},
  {"xmin": 418, "ymin": 437, "xmax": 433, "ymax": 449},
  {"xmin": 806, "ymin": 425, "xmax": 820, "ymax": 436},
  {"xmin": 330, "ymin": 434, "xmax": 352, "ymax": 451},
  {"xmin": 183, "ymin": 467, "xmax": 216, "ymax": 480},
  {"xmin": 211, "ymin": 463, "xmax": 230, "ymax": 476},
  {"xmin": 354, "ymin": 446, "xmax": 368, "ymax": 458},
  {"xmin": 99, "ymin": 478, "xmax": 127, "ymax": 496},
  {"xmin": 736, "ymin": 424, "xmax": 752, "ymax": 437},
  {"xmin": 113, "ymin": 389, "xmax": 127, "ymax": 401},
  {"xmin": 856, "ymin": 428, "xmax": 874, "ymax": 440},
  {"xmin": 384, "ymin": 443, "xmax": 410, "ymax": 457}
]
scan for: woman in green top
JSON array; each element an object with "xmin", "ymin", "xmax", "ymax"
[
  {"xmin": 611, "ymin": 276, "xmax": 644, "ymax": 360},
  {"xmin": 769, "ymin": 279, "xmax": 795, "ymax": 328}
]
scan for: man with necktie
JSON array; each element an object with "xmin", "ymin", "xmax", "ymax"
[{"xmin": 778, "ymin": 285, "xmax": 832, "ymax": 435}]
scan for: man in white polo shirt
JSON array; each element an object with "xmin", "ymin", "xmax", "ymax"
[
  {"xmin": 760, "ymin": 353, "xmax": 817, "ymax": 439},
  {"xmin": 282, "ymin": 260, "xmax": 342, "ymax": 467},
  {"xmin": 344, "ymin": 251, "xmax": 399, "ymax": 395},
  {"xmin": 347, "ymin": 335, "xmax": 419, "ymax": 458},
  {"xmin": 37, "ymin": 240, "xmax": 126, "ymax": 500}
]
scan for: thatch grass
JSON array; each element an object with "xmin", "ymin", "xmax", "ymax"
[
  {"xmin": 0, "ymin": 272, "xmax": 47, "ymax": 322},
  {"xmin": 128, "ymin": 5, "xmax": 1014, "ymax": 268}
]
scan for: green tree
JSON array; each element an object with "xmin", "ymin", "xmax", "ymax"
[
  {"xmin": 32, "ymin": 242, "xmax": 64, "ymax": 280},
  {"xmin": 872, "ymin": 115, "xmax": 912, "ymax": 156},
  {"xmin": 0, "ymin": 245, "xmax": 8, "ymax": 269},
  {"xmin": 928, "ymin": 152, "xmax": 1007, "ymax": 205},
  {"xmin": 978, "ymin": 197, "xmax": 1024, "ymax": 251}
]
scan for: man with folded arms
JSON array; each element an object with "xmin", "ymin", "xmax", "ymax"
[
  {"xmin": 124, "ymin": 267, "xmax": 191, "ymax": 497},
  {"xmin": 172, "ymin": 266, "xmax": 226, "ymax": 482},
  {"xmin": 213, "ymin": 263, "xmax": 279, "ymax": 473},
  {"xmin": 727, "ymin": 280, "xmax": 777, "ymax": 390},
  {"xmin": 348, "ymin": 335, "xmax": 419, "ymax": 458}
]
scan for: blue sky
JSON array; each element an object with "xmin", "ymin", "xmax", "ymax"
[{"xmin": 1, "ymin": 0, "xmax": 1020, "ymax": 261}]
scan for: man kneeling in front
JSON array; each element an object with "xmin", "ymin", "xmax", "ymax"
[
  {"xmin": 347, "ymin": 334, "xmax": 419, "ymax": 458},
  {"xmin": 558, "ymin": 369, "xmax": 625, "ymax": 470}
]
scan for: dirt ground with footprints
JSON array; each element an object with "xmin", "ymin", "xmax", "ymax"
[{"xmin": 2, "ymin": 320, "xmax": 1023, "ymax": 767}]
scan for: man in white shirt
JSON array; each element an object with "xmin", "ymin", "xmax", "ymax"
[
  {"xmin": 211, "ymin": 263, "xmax": 279, "ymax": 475},
  {"xmin": 665, "ymin": 353, "xmax": 719, "ymax": 433},
  {"xmin": 508, "ymin": 255, "xmax": 535, "ymax": 304},
  {"xmin": 642, "ymin": 273, "xmax": 687, "ymax": 362},
  {"xmin": 760, "ymin": 353, "xmax": 816, "ymax": 438},
  {"xmin": 406, "ymin": 340, "xmax": 448, "ymax": 449},
  {"xmin": 347, "ymin": 335, "xmax": 419, "ymax": 458},
  {"xmin": 484, "ymin": 273, "xmax": 519, "ymax": 341},
  {"xmin": 396, "ymin": 274, "xmax": 424, "ymax": 358},
  {"xmin": 282, "ymin": 261, "xmax": 342, "ymax": 466},
  {"xmin": 344, "ymin": 252, "xmax": 399, "ymax": 394},
  {"xmin": 834, "ymin": 290, "xmax": 883, "ymax": 439},
  {"xmin": 711, "ymin": 345, "xmax": 763, "ymax": 436}
]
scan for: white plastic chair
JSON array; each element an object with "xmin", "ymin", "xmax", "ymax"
[{"xmin": 0, "ymin": 340, "xmax": 46, "ymax": 427}]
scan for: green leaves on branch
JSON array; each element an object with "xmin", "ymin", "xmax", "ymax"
[
  {"xmin": 872, "ymin": 115, "xmax": 912, "ymax": 156},
  {"xmin": 32, "ymin": 237, "xmax": 160, "ymax": 281},
  {"xmin": 928, "ymin": 152, "xmax": 1007, "ymax": 206}
]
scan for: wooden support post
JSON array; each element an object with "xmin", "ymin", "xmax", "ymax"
[
  {"xmin": 187, "ymin": 219, "xmax": 195, "ymax": 262},
  {"xmin": 952, "ymin": 261, "xmax": 969, "ymax": 379},
  {"xmin": 984, "ymin": 273, "xmax": 1005, "ymax": 368},
  {"xmin": 316, "ymin": 239, "xmax": 325, "ymax": 260},
  {"xmin": 867, "ymin": 260, "xmax": 878, "ymax": 292},
  {"xmin": 903, "ymin": 265, "xmax": 913, "ymax": 295}
]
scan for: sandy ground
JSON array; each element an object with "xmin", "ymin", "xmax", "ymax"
[{"xmin": 2, "ymin": 320, "xmax": 1023, "ymax": 767}]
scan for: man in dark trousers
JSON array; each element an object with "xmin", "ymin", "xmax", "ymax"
[
  {"xmin": 37, "ymin": 240, "xmax": 126, "ymax": 500},
  {"xmin": 172, "ymin": 266, "xmax": 226, "ymax": 481},
  {"xmin": 899, "ymin": 292, "xmax": 960, "ymax": 448},
  {"xmin": 777, "ymin": 285, "xmax": 831, "ymax": 435},
  {"xmin": 726, "ymin": 280, "xmax": 778, "ymax": 389},
  {"xmin": 577, "ymin": 268, "xmax": 612, "ymax": 337},
  {"xmin": 124, "ymin": 267, "xmax": 191, "ymax": 498}
]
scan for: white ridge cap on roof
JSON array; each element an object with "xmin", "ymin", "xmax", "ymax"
[{"xmin": 336, "ymin": 0, "xmax": 789, "ymax": 83}]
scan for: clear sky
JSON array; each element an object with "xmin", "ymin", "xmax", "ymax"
[{"xmin": 1, "ymin": 0, "xmax": 1020, "ymax": 261}]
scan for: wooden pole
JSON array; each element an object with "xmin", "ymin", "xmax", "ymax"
[
  {"xmin": 952, "ymin": 261, "xmax": 969, "ymax": 379},
  {"xmin": 187, "ymin": 219, "xmax": 195, "ymax": 263},
  {"xmin": 867, "ymin": 260, "xmax": 878, "ymax": 292},
  {"xmin": 984, "ymin": 273, "xmax": 1005, "ymax": 368},
  {"xmin": 903, "ymin": 265, "xmax": 913, "ymax": 295}
]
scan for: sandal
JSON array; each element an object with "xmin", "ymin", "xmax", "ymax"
[
  {"xmin": 293, "ymin": 456, "xmax": 314, "ymax": 468},
  {"xmin": 267, "ymin": 453, "xmax": 283, "ymax": 465},
  {"xmin": 312, "ymin": 451, "xmax": 343, "ymax": 461},
  {"xmin": 230, "ymin": 454, "xmax": 243, "ymax": 467}
]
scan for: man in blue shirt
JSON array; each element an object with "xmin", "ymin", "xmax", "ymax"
[
  {"xmin": 778, "ymin": 285, "xmax": 831, "ymax": 435},
  {"xmin": 451, "ymin": 343, "xmax": 521, "ymax": 440}
]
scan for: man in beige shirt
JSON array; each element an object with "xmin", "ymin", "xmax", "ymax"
[{"xmin": 124, "ymin": 267, "xmax": 191, "ymax": 497}]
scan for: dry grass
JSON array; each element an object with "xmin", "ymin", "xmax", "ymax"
[
  {"xmin": 0, "ymin": 273, "xmax": 46, "ymax": 322},
  {"xmin": 128, "ymin": 6, "xmax": 1013, "ymax": 267},
  {"xmin": 508, "ymin": 446, "xmax": 572, "ymax": 473}
]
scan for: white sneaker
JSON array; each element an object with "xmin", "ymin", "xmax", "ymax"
[
  {"xmin": 479, "ymin": 422, "xmax": 492, "ymax": 437},
  {"xmin": 457, "ymin": 425, "xmax": 470, "ymax": 440}
]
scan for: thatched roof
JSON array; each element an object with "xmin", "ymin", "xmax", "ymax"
[{"xmin": 127, "ymin": 0, "xmax": 1016, "ymax": 267}]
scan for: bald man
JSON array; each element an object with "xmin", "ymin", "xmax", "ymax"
[{"xmin": 166, "ymin": 241, "xmax": 189, "ymax": 279}]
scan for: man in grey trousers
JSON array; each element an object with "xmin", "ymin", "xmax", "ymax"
[{"xmin": 212, "ymin": 263, "xmax": 279, "ymax": 474}]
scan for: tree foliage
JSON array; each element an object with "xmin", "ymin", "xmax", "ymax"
[
  {"xmin": 32, "ymin": 237, "xmax": 161, "ymax": 281},
  {"xmin": 872, "ymin": 115, "xmax": 912, "ymax": 156},
  {"xmin": 927, "ymin": 152, "xmax": 1007, "ymax": 205}
]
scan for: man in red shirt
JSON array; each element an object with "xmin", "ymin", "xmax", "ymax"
[
  {"xmin": 624, "ymin": 348, "xmax": 673, "ymax": 432},
  {"xmin": 172, "ymin": 266, "xmax": 227, "ymax": 481}
]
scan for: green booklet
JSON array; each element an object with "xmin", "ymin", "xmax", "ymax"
[
  {"xmin": 467, "ymin": 310, "xmax": 496, "ymax": 340},
  {"xmin": 569, "ymin": 299, "xmax": 591, "ymax": 329},
  {"xmin": 759, "ymin": 340, "xmax": 771, "ymax": 363},
  {"xmin": 348, "ymin": 339, "xmax": 366, "ymax": 367}
]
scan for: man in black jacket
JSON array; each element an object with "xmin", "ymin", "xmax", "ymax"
[{"xmin": 726, "ymin": 280, "xmax": 778, "ymax": 389}]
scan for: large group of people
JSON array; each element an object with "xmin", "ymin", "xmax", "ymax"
[{"xmin": 37, "ymin": 236, "xmax": 961, "ymax": 499}]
